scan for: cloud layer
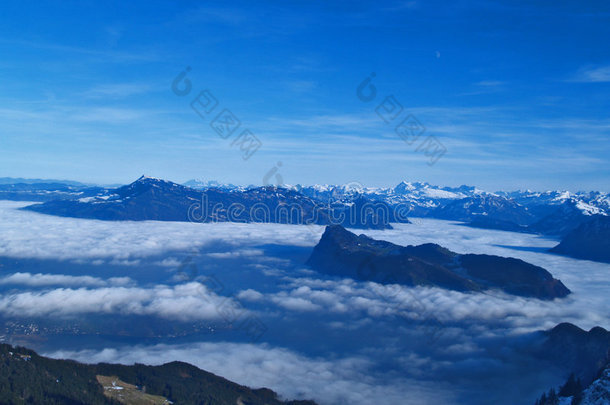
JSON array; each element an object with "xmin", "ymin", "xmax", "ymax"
[
  {"xmin": 0, "ymin": 281, "xmax": 240, "ymax": 321},
  {"xmin": 0, "ymin": 201, "xmax": 322, "ymax": 261},
  {"xmin": 0, "ymin": 203, "xmax": 608, "ymax": 405},
  {"xmin": 0, "ymin": 272, "xmax": 132, "ymax": 288}
]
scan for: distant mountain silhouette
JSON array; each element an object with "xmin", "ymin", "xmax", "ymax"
[
  {"xmin": 537, "ymin": 322, "xmax": 610, "ymax": 386},
  {"xmin": 528, "ymin": 200, "xmax": 594, "ymax": 237},
  {"xmin": 0, "ymin": 182, "xmax": 106, "ymax": 202},
  {"xmin": 306, "ymin": 225, "xmax": 571, "ymax": 299},
  {"xmin": 22, "ymin": 176, "xmax": 395, "ymax": 229},
  {"xmin": 8, "ymin": 176, "xmax": 609, "ymax": 240},
  {"xmin": 550, "ymin": 215, "xmax": 610, "ymax": 263},
  {"xmin": 433, "ymin": 194, "xmax": 535, "ymax": 225}
]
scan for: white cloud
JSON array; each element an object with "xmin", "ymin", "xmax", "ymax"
[
  {"xmin": 237, "ymin": 289, "xmax": 265, "ymax": 301},
  {"xmin": 206, "ymin": 249, "xmax": 264, "ymax": 259},
  {"xmin": 0, "ymin": 204, "xmax": 605, "ymax": 404},
  {"xmin": 0, "ymin": 282, "xmax": 242, "ymax": 321},
  {"xmin": 270, "ymin": 294, "xmax": 322, "ymax": 312},
  {"xmin": 0, "ymin": 201, "xmax": 322, "ymax": 262},
  {"xmin": 572, "ymin": 65, "xmax": 610, "ymax": 82},
  {"xmin": 0, "ymin": 272, "xmax": 132, "ymax": 288},
  {"xmin": 2, "ymin": 201, "xmax": 608, "ymax": 332},
  {"xmin": 251, "ymin": 275, "xmax": 608, "ymax": 333},
  {"xmin": 154, "ymin": 257, "xmax": 183, "ymax": 267}
]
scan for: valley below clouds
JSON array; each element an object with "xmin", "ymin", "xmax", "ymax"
[{"xmin": 0, "ymin": 200, "xmax": 608, "ymax": 405}]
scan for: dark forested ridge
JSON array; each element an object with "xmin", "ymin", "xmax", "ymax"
[
  {"xmin": 550, "ymin": 215, "xmax": 610, "ymax": 263},
  {"xmin": 0, "ymin": 343, "xmax": 317, "ymax": 405},
  {"xmin": 307, "ymin": 225, "xmax": 571, "ymax": 299}
]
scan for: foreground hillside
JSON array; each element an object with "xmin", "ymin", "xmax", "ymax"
[
  {"xmin": 0, "ymin": 344, "xmax": 316, "ymax": 405},
  {"xmin": 534, "ymin": 323, "xmax": 610, "ymax": 405}
]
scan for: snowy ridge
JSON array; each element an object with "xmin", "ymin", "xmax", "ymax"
[
  {"xmin": 579, "ymin": 368, "xmax": 610, "ymax": 405},
  {"xmin": 556, "ymin": 367, "xmax": 610, "ymax": 405},
  {"xmin": 182, "ymin": 179, "xmax": 610, "ymax": 217}
]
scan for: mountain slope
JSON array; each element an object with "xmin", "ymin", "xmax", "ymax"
[
  {"xmin": 306, "ymin": 225, "xmax": 571, "ymax": 299},
  {"xmin": 0, "ymin": 343, "xmax": 316, "ymax": 405},
  {"xmin": 538, "ymin": 323, "xmax": 610, "ymax": 384},
  {"xmin": 0, "ymin": 182, "xmax": 107, "ymax": 202},
  {"xmin": 578, "ymin": 366, "xmax": 610, "ymax": 405},
  {"xmin": 550, "ymin": 215, "xmax": 610, "ymax": 263},
  {"xmin": 432, "ymin": 194, "xmax": 535, "ymax": 225},
  {"xmin": 533, "ymin": 323, "xmax": 610, "ymax": 405},
  {"xmin": 534, "ymin": 366, "xmax": 610, "ymax": 405},
  {"xmin": 528, "ymin": 200, "xmax": 595, "ymax": 237}
]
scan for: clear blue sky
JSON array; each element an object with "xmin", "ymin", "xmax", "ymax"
[{"xmin": 1, "ymin": 0, "xmax": 609, "ymax": 191}]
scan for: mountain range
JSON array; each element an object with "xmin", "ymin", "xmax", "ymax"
[
  {"xmin": 3, "ymin": 176, "xmax": 609, "ymax": 262},
  {"xmin": 6, "ymin": 176, "xmax": 608, "ymax": 230},
  {"xmin": 21, "ymin": 176, "xmax": 397, "ymax": 230}
]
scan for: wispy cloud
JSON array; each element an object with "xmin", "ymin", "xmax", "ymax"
[
  {"xmin": 0, "ymin": 38, "xmax": 160, "ymax": 63},
  {"xmin": 474, "ymin": 80, "xmax": 505, "ymax": 87},
  {"xmin": 0, "ymin": 282, "xmax": 240, "ymax": 321},
  {"xmin": 83, "ymin": 83, "xmax": 156, "ymax": 98},
  {"xmin": 381, "ymin": 1, "xmax": 419, "ymax": 12},
  {"xmin": 176, "ymin": 6, "xmax": 250, "ymax": 26},
  {"xmin": 570, "ymin": 65, "xmax": 610, "ymax": 82},
  {"xmin": 0, "ymin": 272, "xmax": 132, "ymax": 288}
]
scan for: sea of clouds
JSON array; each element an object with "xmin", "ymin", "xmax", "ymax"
[{"xmin": 1, "ymin": 200, "xmax": 609, "ymax": 405}]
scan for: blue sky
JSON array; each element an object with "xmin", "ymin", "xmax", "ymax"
[{"xmin": 1, "ymin": 0, "xmax": 609, "ymax": 191}]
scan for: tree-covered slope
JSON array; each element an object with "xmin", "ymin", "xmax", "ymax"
[{"xmin": 0, "ymin": 344, "xmax": 317, "ymax": 405}]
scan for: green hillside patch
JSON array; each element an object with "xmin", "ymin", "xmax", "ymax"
[{"xmin": 97, "ymin": 375, "xmax": 171, "ymax": 405}]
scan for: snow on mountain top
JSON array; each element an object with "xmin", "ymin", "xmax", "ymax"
[
  {"xmin": 148, "ymin": 177, "xmax": 609, "ymax": 215},
  {"xmin": 311, "ymin": 184, "xmax": 332, "ymax": 192},
  {"xmin": 137, "ymin": 175, "xmax": 163, "ymax": 181},
  {"xmin": 553, "ymin": 191, "xmax": 572, "ymax": 201},
  {"xmin": 391, "ymin": 181, "xmax": 473, "ymax": 199},
  {"xmin": 394, "ymin": 181, "xmax": 417, "ymax": 192},
  {"xmin": 133, "ymin": 175, "xmax": 184, "ymax": 187},
  {"xmin": 421, "ymin": 188, "xmax": 465, "ymax": 199},
  {"xmin": 575, "ymin": 200, "xmax": 606, "ymax": 215}
]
